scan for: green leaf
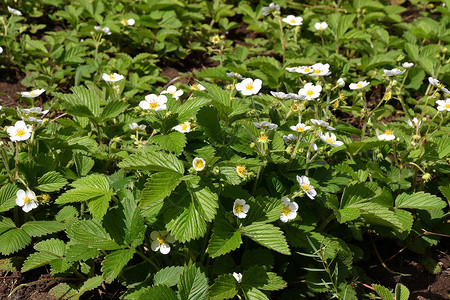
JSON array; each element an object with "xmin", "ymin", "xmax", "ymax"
[
  {"xmin": 242, "ymin": 196, "xmax": 283, "ymax": 225},
  {"xmin": 395, "ymin": 283, "xmax": 410, "ymax": 300},
  {"xmin": 178, "ymin": 265, "xmax": 209, "ymax": 300},
  {"xmin": 336, "ymin": 14, "xmax": 356, "ymax": 39},
  {"xmin": 70, "ymin": 85, "xmax": 101, "ymax": 118},
  {"xmin": 260, "ymin": 272, "xmax": 286, "ymax": 291},
  {"xmin": 196, "ymin": 106, "xmax": 222, "ymax": 142},
  {"xmin": 49, "ymin": 283, "xmax": 79, "ymax": 300},
  {"xmin": 56, "ymin": 188, "xmax": 107, "ymax": 204},
  {"xmin": 350, "ymin": 202, "xmax": 403, "ymax": 229},
  {"xmin": 67, "ymin": 219, "xmax": 121, "ymax": 250},
  {"xmin": 242, "ymin": 266, "xmax": 268, "ymax": 289},
  {"xmin": 209, "ymin": 274, "xmax": 238, "ymax": 300},
  {"xmin": 207, "ymin": 217, "xmax": 242, "ymax": 258},
  {"xmin": 87, "ymin": 193, "xmax": 112, "ymax": 221},
  {"xmin": 341, "ymin": 182, "xmax": 380, "ymax": 208},
  {"xmin": 337, "ymin": 207, "xmax": 360, "ymax": 223},
  {"xmin": 22, "ymin": 252, "xmax": 57, "ymax": 272},
  {"xmin": 140, "ymin": 172, "xmax": 182, "ymax": 208},
  {"xmin": 26, "ymin": 40, "xmax": 49, "ymax": 54},
  {"xmin": 0, "ymin": 228, "xmax": 31, "ymax": 255},
  {"xmin": 0, "ymin": 217, "xmax": 16, "ymax": 235},
  {"xmin": 34, "ymin": 238, "xmax": 66, "ymax": 256},
  {"xmin": 154, "ymin": 266, "xmax": 184, "ymax": 287},
  {"xmin": 36, "ymin": 171, "xmax": 68, "ymax": 192},
  {"xmin": 150, "ymin": 132, "xmax": 187, "ymax": 156},
  {"xmin": 239, "ymin": 223, "xmax": 290, "ymax": 255},
  {"xmin": 118, "ymin": 149, "xmax": 185, "ymax": 174},
  {"xmin": 140, "ymin": 285, "xmax": 179, "ymax": 300},
  {"xmin": 56, "ymin": 174, "xmax": 111, "ymax": 205},
  {"xmin": 65, "ymin": 244, "xmax": 100, "ymax": 262},
  {"xmin": 56, "ymin": 206, "xmax": 79, "ymax": 223},
  {"xmin": 0, "ymin": 184, "xmax": 19, "ymax": 212},
  {"xmin": 166, "ymin": 202, "xmax": 207, "ymax": 243},
  {"xmin": 21, "ymin": 221, "xmax": 65, "ymax": 237},
  {"xmin": 79, "ymin": 276, "xmax": 104, "ymax": 295},
  {"xmin": 191, "ymin": 184, "xmax": 218, "ymax": 222},
  {"xmin": 101, "ymin": 248, "xmax": 135, "ymax": 283},
  {"xmin": 100, "ymin": 101, "xmax": 129, "ymax": 120},
  {"xmin": 395, "ymin": 192, "xmax": 447, "ymax": 210},
  {"xmin": 174, "ymin": 95, "xmax": 211, "ymax": 122},
  {"xmin": 373, "ymin": 284, "xmax": 394, "ymax": 300},
  {"xmin": 245, "ymin": 288, "xmax": 269, "ymax": 300}
]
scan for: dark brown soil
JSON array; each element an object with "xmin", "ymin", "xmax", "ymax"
[
  {"xmin": 0, "ymin": 269, "xmax": 59, "ymax": 300},
  {"xmin": 0, "ymin": 69, "xmax": 25, "ymax": 108}
]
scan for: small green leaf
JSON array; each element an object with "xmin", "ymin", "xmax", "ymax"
[
  {"xmin": 207, "ymin": 217, "xmax": 242, "ymax": 258},
  {"xmin": 150, "ymin": 132, "xmax": 187, "ymax": 156},
  {"xmin": 0, "ymin": 228, "xmax": 31, "ymax": 255},
  {"xmin": 101, "ymin": 248, "xmax": 135, "ymax": 283},
  {"xmin": 178, "ymin": 265, "xmax": 209, "ymax": 300},
  {"xmin": 119, "ymin": 149, "xmax": 185, "ymax": 174},
  {"xmin": 36, "ymin": 171, "xmax": 68, "ymax": 192},
  {"xmin": 0, "ymin": 184, "xmax": 19, "ymax": 213},
  {"xmin": 34, "ymin": 238, "xmax": 66, "ymax": 256},
  {"xmin": 394, "ymin": 283, "xmax": 410, "ymax": 300},
  {"xmin": 140, "ymin": 172, "xmax": 182, "ymax": 208},
  {"xmin": 140, "ymin": 285, "xmax": 179, "ymax": 300},
  {"xmin": 373, "ymin": 284, "xmax": 394, "ymax": 300},
  {"xmin": 67, "ymin": 219, "xmax": 121, "ymax": 250},
  {"xmin": 100, "ymin": 101, "xmax": 129, "ymax": 120},
  {"xmin": 395, "ymin": 192, "xmax": 447, "ymax": 210},
  {"xmin": 209, "ymin": 274, "xmax": 238, "ymax": 300},
  {"xmin": 154, "ymin": 266, "xmax": 184, "ymax": 287},
  {"xmin": 22, "ymin": 252, "xmax": 57, "ymax": 272},
  {"xmin": 21, "ymin": 221, "xmax": 65, "ymax": 237},
  {"xmin": 242, "ymin": 266, "xmax": 268, "ymax": 290},
  {"xmin": 79, "ymin": 276, "xmax": 104, "ymax": 295},
  {"xmin": 239, "ymin": 223, "xmax": 290, "ymax": 255},
  {"xmin": 65, "ymin": 244, "xmax": 100, "ymax": 262}
]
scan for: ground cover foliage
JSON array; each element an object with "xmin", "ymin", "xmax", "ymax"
[{"xmin": 0, "ymin": 0, "xmax": 450, "ymax": 299}]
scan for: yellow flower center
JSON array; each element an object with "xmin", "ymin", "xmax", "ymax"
[
  {"xmin": 445, "ymin": 104, "xmax": 450, "ymax": 109},
  {"xmin": 259, "ymin": 135, "xmax": 268, "ymax": 142},
  {"xmin": 236, "ymin": 165, "xmax": 247, "ymax": 176},
  {"xmin": 302, "ymin": 184, "xmax": 310, "ymax": 191},
  {"xmin": 314, "ymin": 69, "xmax": 322, "ymax": 74},
  {"xmin": 290, "ymin": 19, "xmax": 296, "ymax": 23},
  {"xmin": 385, "ymin": 92, "xmax": 391, "ymax": 100},
  {"xmin": 306, "ymin": 90, "xmax": 314, "ymax": 97},
  {"xmin": 318, "ymin": 26, "xmax": 323, "ymax": 30},
  {"xmin": 29, "ymin": 91, "xmax": 35, "ymax": 96},
  {"xmin": 192, "ymin": 84, "xmax": 199, "ymax": 90},
  {"xmin": 245, "ymin": 83, "xmax": 254, "ymax": 90},
  {"xmin": 181, "ymin": 123, "xmax": 189, "ymax": 131},
  {"xmin": 304, "ymin": 67, "xmax": 310, "ymax": 72},
  {"xmin": 291, "ymin": 104, "xmax": 298, "ymax": 111},
  {"xmin": 194, "ymin": 160, "xmax": 204, "ymax": 170},
  {"xmin": 437, "ymin": 82, "xmax": 445, "ymax": 88},
  {"xmin": 385, "ymin": 130, "xmax": 393, "ymax": 135},
  {"xmin": 296, "ymin": 127, "xmax": 304, "ymax": 132},
  {"xmin": 109, "ymin": 75, "xmax": 115, "ymax": 80},
  {"xmin": 325, "ymin": 137, "xmax": 335, "ymax": 144},
  {"xmin": 150, "ymin": 102, "xmax": 159, "ymax": 109},
  {"xmin": 356, "ymin": 83, "xmax": 362, "ymax": 88},
  {"xmin": 283, "ymin": 205, "xmax": 291, "ymax": 216},
  {"xmin": 16, "ymin": 128, "xmax": 26, "ymax": 137},
  {"xmin": 24, "ymin": 197, "xmax": 31, "ymax": 204},
  {"xmin": 234, "ymin": 204, "xmax": 243, "ymax": 213},
  {"xmin": 157, "ymin": 237, "xmax": 166, "ymax": 245},
  {"xmin": 121, "ymin": 19, "xmax": 128, "ymax": 25},
  {"xmin": 170, "ymin": 91, "xmax": 176, "ymax": 96}
]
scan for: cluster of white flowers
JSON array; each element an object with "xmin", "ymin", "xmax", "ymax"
[
  {"xmin": 286, "ymin": 64, "xmax": 331, "ymax": 77},
  {"xmin": 129, "ymin": 123, "xmax": 146, "ymax": 131}
]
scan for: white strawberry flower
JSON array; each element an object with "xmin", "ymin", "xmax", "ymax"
[
  {"xmin": 139, "ymin": 94, "xmax": 168, "ymax": 111},
  {"xmin": 121, "ymin": 18, "xmax": 135, "ymax": 26},
  {"xmin": 310, "ymin": 63, "xmax": 331, "ymax": 77},
  {"xmin": 283, "ymin": 134, "xmax": 298, "ymax": 145},
  {"xmin": 270, "ymin": 91, "xmax": 289, "ymax": 99},
  {"xmin": 21, "ymin": 89, "xmax": 45, "ymax": 98},
  {"xmin": 337, "ymin": 78, "xmax": 345, "ymax": 87},
  {"xmin": 285, "ymin": 66, "xmax": 302, "ymax": 73},
  {"xmin": 319, "ymin": 131, "xmax": 344, "ymax": 147},
  {"xmin": 402, "ymin": 62, "xmax": 414, "ymax": 69},
  {"xmin": 436, "ymin": 99, "xmax": 450, "ymax": 112},
  {"xmin": 253, "ymin": 121, "xmax": 278, "ymax": 130},
  {"xmin": 310, "ymin": 119, "xmax": 335, "ymax": 130},
  {"xmin": 296, "ymin": 175, "xmax": 317, "ymax": 199},
  {"xmin": 21, "ymin": 107, "xmax": 49, "ymax": 115},
  {"xmin": 262, "ymin": 3, "xmax": 280, "ymax": 16},
  {"xmin": 22, "ymin": 117, "xmax": 44, "ymax": 124},
  {"xmin": 282, "ymin": 15, "xmax": 303, "ymax": 26},
  {"xmin": 349, "ymin": 80, "xmax": 370, "ymax": 90},
  {"xmin": 226, "ymin": 72, "xmax": 243, "ymax": 79},
  {"xmin": 236, "ymin": 78, "xmax": 262, "ymax": 96},
  {"xmin": 233, "ymin": 272, "xmax": 243, "ymax": 283},
  {"xmin": 428, "ymin": 77, "xmax": 449, "ymax": 93},
  {"xmin": 280, "ymin": 197, "xmax": 298, "ymax": 223},
  {"xmin": 191, "ymin": 83, "xmax": 205, "ymax": 91},
  {"xmin": 6, "ymin": 121, "xmax": 32, "ymax": 142},
  {"xmin": 407, "ymin": 117, "xmax": 422, "ymax": 128},
  {"xmin": 94, "ymin": 26, "xmax": 111, "ymax": 35},
  {"xmin": 298, "ymin": 82, "xmax": 322, "ymax": 100},
  {"xmin": 297, "ymin": 66, "xmax": 313, "ymax": 74},
  {"xmin": 377, "ymin": 129, "xmax": 395, "ymax": 141},
  {"xmin": 129, "ymin": 123, "xmax": 146, "ymax": 131},
  {"xmin": 173, "ymin": 121, "xmax": 191, "ymax": 133},
  {"xmin": 0, "ymin": 47, "xmax": 3, "ymax": 54},
  {"xmin": 8, "ymin": 6, "xmax": 22, "ymax": 16},
  {"xmin": 150, "ymin": 231, "xmax": 175, "ymax": 255},
  {"xmin": 383, "ymin": 68, "xmax": 406, "ymax": 76},
  {"xmin": 16, "ymin": 189, "xmax": 37, "ymax": 212},
  {"xmin": 102, "ymin": 73, "xmax": 124, "ymax": 82},
  {"xmin": 290, "ymin": 123, "xmax": 311, "ymax": 133},
  {"xmin": 161, "ymin": 85, "xmax": 184, "ymax": 100},
  {"xmin": 192, "ymin": 157, "xmax": 206, "ymax": 171},
  {"xmin": 233, "ymin": 199, "xmax": 250, "ymax": 219},
  {"xmin": 314, "ymin": 22, "xmax": 328, "ymax": 30}
]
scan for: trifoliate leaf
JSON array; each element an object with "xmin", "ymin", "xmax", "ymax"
[
  {"xmin": 101, "ymin": 248, "xmax": 135, "ymax": 283},
  {"xmin": 239, "ymin": 223, "xmax": 290, "ymax": 255},
  {"xmin": 395, "ymin": 192, "xmax": 447, "ymax": 210},
  {"xmin": 178, "ymin": 265, "xmax": 209, "ymax": 300},
  {"xmin": 153, "ymin": 266, "xmax": 184, "ymax": 287}
]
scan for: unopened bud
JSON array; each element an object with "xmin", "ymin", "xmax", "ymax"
[{"xmin": 422, "ymin": 173, "xmax": 432, "ymax": 182}]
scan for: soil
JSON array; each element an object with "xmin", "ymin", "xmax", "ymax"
[{"xmin": 0, "ymin": 68, "xmax": 25, "ymax": 108}]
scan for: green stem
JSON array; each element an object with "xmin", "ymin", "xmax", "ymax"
[{"xmin": 136, "ymin": 249, "xmax": 160, "ymax": 271}]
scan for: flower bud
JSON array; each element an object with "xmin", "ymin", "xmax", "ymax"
[
  {"xmin": 422, "ymin": 173, "xmax": 432, "ymax": 182},
  {"xmin": 213, "ymin": 166, "xmax": 220, "ymax": 175}
]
